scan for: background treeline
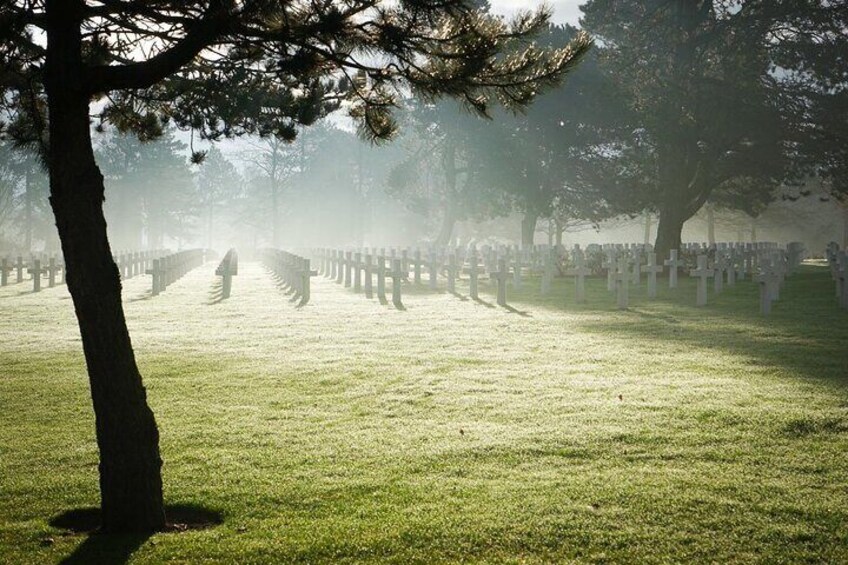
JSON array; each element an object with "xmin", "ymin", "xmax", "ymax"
[{"xmin": 1, "ymin": 1, "xmax": 845, "ymax": 254}]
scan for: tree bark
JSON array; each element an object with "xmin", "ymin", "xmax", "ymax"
[
  {"xmin": 654, "ymin": 205, "xmax": 686, "ymax": 260},
  {"xmin": 24, "ymin": 169, "xmax": 33, "ymax": 252},
  {"xmin": 521, "ymin": 212, "xmax": 538, "ymax": 246},
  {"xmin": 435, "ymin": 204, "xmax": 457, "ymax": 247},
  {"xmin": 706, "ymin": 204, "xmax": 716, "ymax": 246},
  {"xmin": 45, "ymin": 0, "xmax": 165, "ymax": 533},
  {"xmin": 555, "ymin": 219, "xmax": 564, "ymax": 247}
]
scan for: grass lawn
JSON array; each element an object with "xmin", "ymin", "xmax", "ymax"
[{"xmin": 1, "ymin": 259, "xmax": 847, "ymax": 564}]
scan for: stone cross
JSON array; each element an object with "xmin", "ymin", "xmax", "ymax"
[
  {"xmin": 540, "ymin": 250, "xmax": 554, "ymax": 296},
  {"xmin": 389, "ymin": 258, "xmax": 404, "ymax": 309},
  {"xmin": 755, "ymin": 269, "xmax": 781, "ymax": 315},
  {"xmin": 353, "ymin": 252, "xmax": 363, "ymax": 293},
  {"xmin": 411, "ymin": 249, "xmax": 423, "ymax": 285},
  {"xmin": 47, "ymin": 257, "xmax": 61, "ymax": 288},
  {"xmin": 376, "ymin": 255, "xmax": 388, "ymax": 304},
  {"xmin": 603, "ymin": 249, "xmax": 617, "ymax": 291},
  {"xmin": 468, "ymin": 249, "xmax": 481, "ymax": 300},
  {"xmin": 490, "ymin": 258, "xmax": 510, "ymax": 307},
  {"xmin": 631, "ymin": 252, "xmax": 641, "ymax": 286},
  {"xmin": 445, "ymin": 254, "xmax": 459, "ymax": 293},
  {"xmin": 335, "ymin": 251, "xmax": 344, "ymax": 284},
  {"xmin": 713, "ymin": 254, "xmax": 725, "ymax": 295},
  {"xmin": 428, "ymin": 252, "xmax": 439, "ymax": 290},
  {"xmin": 343, "ymin": 251, "xmax": 352, "ymax": 288},
  {"xmin": 0, "ymin": 258, "xmax": 12, "ymax": 286},
  {"xmin": 641, "ymin": 252, "xmax": 663, "ymax": 299},
  {"xmin": 363, "ymin": 254, "xmax": 373, "ymax": 299},
  {"xmin": 298, "ymin": 259, "xmax": 318, "ymax": 306},
  {"xmin": 512, "ymin": 257, "xmax": 522, "ymax": 290},
  {"xmin": 28, "ymin": 258, "xmax": 46, "ymax": 293},
  {"xmin": 690, "ymin": 255, "xmax": 714, "ymax": 306},
  {"xmin": 565, "ymin": 250, "xmax": 590, "ymax": 303},
  {"xmin": 615, "ymin": 256, "xmax": 630, "ymax": 309},
  {"xmin": 147, "ymin": 258, "xmax": 162, "ymax": 296},
  {"xmin": 664, "ymin": 249, "xmax": 684, "ymax": 288},
  {"xmin": 726, "ymin": 253, "xmax": 736, "ymax": 287}
]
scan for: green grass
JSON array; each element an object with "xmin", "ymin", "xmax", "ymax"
[{"xmin": 1, "ymin": 260, "xmax": 847, "ymax": 564}]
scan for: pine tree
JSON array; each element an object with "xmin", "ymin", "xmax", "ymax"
[{"xmin": 0, "ymin": 1, "xmax": 590, "ymax": 532}]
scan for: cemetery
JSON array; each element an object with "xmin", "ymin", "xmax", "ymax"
[
  {"xmin": 1, "ymin": 1, "xmax": 847, "ymax": 563},
  {"xmin": 2, "ymin": 238, "xmax": 847, "ymax": 563}
]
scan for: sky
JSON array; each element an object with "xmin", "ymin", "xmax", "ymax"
[{"xmin": 489, "ymin": 0, "xmax": 583, "ymax": 26}]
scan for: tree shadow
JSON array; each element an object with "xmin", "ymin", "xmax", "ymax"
[
  {"xmin": 51, "ymin": 504, "xmax": 223, "ymax": 565},
  {"xmin": 448, "ymin": 290, "xmax": 469, "ymax": 302}
]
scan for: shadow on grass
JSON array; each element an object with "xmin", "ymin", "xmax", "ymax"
[
  {"xmin": 472, "ymin": 296, "xmax": 496, "ymax": 308},
  {"xmin": 207, "ymin": 278, "xmax": 225, "ymax": 305},
  {"xmin": 51, "ymin": 504, "xmax": 222, "ymax": 565},
  {"xmin": 127, "ymin": 289, "xmax": 153, "ymax": 303}
]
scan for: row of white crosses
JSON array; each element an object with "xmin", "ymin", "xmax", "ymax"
[
  {"xmin": 113, "ymin": 250, "xmax": 164, "ymax": 282},
  {"xmin": 0, "ymin": 253, "xmax": 64, "ymax": 292},
  {"xmin": 317, "ymin": 249, "xmax": 407, "ymax": 309},
  {"xmin": 313, "ymin": 245, "xmax": 541, "ymax": 308},
  {"xmin": 146, "ymin": 249, "xmax": 206, "ymax": 296},
  {"xmin": 260, "ymin": 249, "xmax": 316, "ymax": 306},
  {"xmin": 311, "ymin": 240, "xmax": 803, "ymax": 314}
]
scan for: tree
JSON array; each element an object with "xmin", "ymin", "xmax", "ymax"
[
  {"xmin": 0, "ymin": 1, "xmax": 590, "ymax": 532},
  {"xmin": 388, "ymin": 99, "xmax": 516, "ymax": 245},
  {"xmin": 579, "ymin": 0, "xmax": 801, "ymax": 257},
  {"xmin": 196, "ymin": 146, "xmax": 242, "ymax": 249},
  {"xmin": 505, "ymin": 24, "xmax": 624, "ymax": 245},
  {"xmin": 239, "ymin": 137, "xmax": 298, "ymax": 247},
  {"xmin": 97, "ymin": 129, "xmax": 196, "ymax": 249}
]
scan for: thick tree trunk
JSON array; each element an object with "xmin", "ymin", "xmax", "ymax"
[
  {"xmin": 521, "ymin": 212, "xmax": 538, "ymax": 247},
  {"xmin": 45, "ymin": 0, "xmax": 165, "ymax": 533},
  {"xmin": 654, "ymin": 206, "xmax": 687, "ymax": 260},
  {"xmin": 643, "ymin": 212, "xmax": 652, "ymax": 246}
]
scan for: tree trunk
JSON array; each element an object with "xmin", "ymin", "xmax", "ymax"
[
  {"xmin": 706, "ymin": 204, "xmax": 716, "ymax": 246},
  {"xmin": 842, "ymin": 207, "xmax": 848, "ymax": 250},
  {"xmin": 24, "ymin": 169, "xmax": 33, "ymax": 252},
  {"xmin": 45, "ymin": 0, "xmax": 165, "ymax": 533},
  {"xmin": 555, "ymin": 219, "xmax": 564, "ymax": 247},
  {"xmin": 435, "ymin": 204, "xmax": 457, "ymax": 247},
  {"xmin": 643, "ymin": 212, "xmax": 652, "ymax": 246},
  {"xmin": 521, "ymin": 212, "xmax": 538, "ymax": 246},
  {"xmin": 751, "ymin": 217, "xmax": 758, "ymax": 243},
  {"xmin": 655, "ymin": 206, "xmax": 686, "ymax": 260}
]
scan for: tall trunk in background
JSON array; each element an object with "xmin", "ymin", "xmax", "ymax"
[
  {"xmin": 436, "ymin": 142, "xmax": 459, "ymax": 247},
  {"xmin": 706, "ymin": 204, "xmax": 716, "ymax": 246},
  {"xmin": 270, "ymin": 140, "xmax": 280, "ymax": 248},
  {"xmin": 841, "ymin": 204, "xmax": 848, "ymax": 250},
  {"xmin": 207, "ymin": 203, "xmax": 214, "ymax": 250},
  {"xmin": 751, "ymin": 217, "xmax": 758, "ymax": 243},
  {"xmin": 24, "ymin": 169, "xmax": 33, "ymax": 252},
  {"xmin": 44, "ymin": 0, "xmax": 165, "ymax": 532},
  {"xmin": 521, "ymin": 212, "xmax": 538, "ymax": 246},
  {"xmin": 435, "ymin": 202, "xmax": 457, "ymax": 247},
  {"xmin": 643, "ymin": 212, "xmax": 652, "ymax": 246},
  {"xmin": 555, "ymin": 219, "xmax": 564, "ymax": 247}
]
